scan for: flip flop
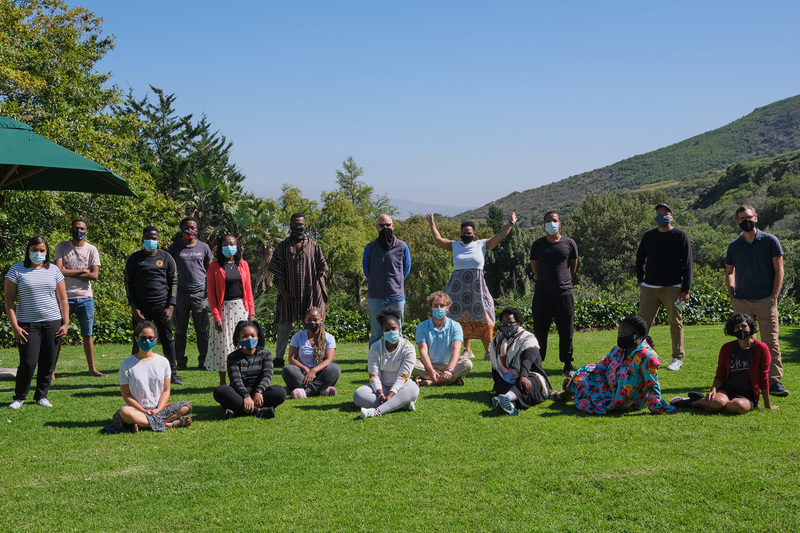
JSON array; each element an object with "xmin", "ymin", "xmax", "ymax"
[{"xmin": 92, "ymin": 371, "xmax": 109, "ymax": 377}]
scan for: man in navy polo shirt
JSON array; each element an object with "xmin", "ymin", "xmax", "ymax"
[
  {"xmin": 412, "ymin": 291, "xmax": 472, "ymax": 386},
  {"xmin": 725, "ymin": 204, "xmax": 786, "ymax": 396}
]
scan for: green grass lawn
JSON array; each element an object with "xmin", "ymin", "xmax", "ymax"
[{"xmin": 1, "ymin": 325, "xmax": 799, "ymax": 532}]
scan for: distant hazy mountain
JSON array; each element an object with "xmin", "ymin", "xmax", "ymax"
[
  {"xmin": 390, "ymin": 197, "xmax": 475, "ymax": 220},
  {"xmin": 458, "ymin": 94, "xmax": 800, "ymax": 226}
]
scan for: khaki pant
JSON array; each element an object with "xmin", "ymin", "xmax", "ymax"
[
  {"xmin": 638, "ymin": 285, "xmax": 684, "ymax": 360},
  {"xmin": 411, "ymin": 359, "xmax": 473, "ymax": 384},
  {"xmin": 732, "ymin": 297, "xmax": 782, "ymax": 382}
]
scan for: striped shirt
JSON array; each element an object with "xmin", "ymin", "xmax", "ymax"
[{"xmin": 5, "ymin": 262, "xmax": 64, "ymax": 322}]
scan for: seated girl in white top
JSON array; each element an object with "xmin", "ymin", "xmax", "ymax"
[
  {"xmin": 353, "ymin": 307, "xmax": 419, "ymax": 418},
  {"xmin": 103, "ymin": 321, "xmax": 192, "ymax": 433},
  {"xmin": 282, "ymin": 307, "xmax": 341, "ymax": 398}
]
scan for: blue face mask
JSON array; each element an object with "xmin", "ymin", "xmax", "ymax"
[
  {"xmin": 29, "ymin": 251, "xmax": 47, "ymax": 265},
  {"xmin": 432, "ymin": 308, "xmax": 447, "ymax": 320},
  {"xmin": 239, "ymin": 338, "xmax": 258, "ymax": 350},
  {"xmin": 501, "ymin": 324, "xmax": 518, "ymax": 338},
  {"xmin": 222, "ymin": 245, "xmax": 237, "ymax": 258},
  {"xmin": 71, "ymin": 230, "xmax": 87, "ymax": 241},
  {"xmin": 655, "ymin": 214, "xmax": 671, "ymax": 228},
  {"xmin": 137, "ymin": 339, "xmax": 157, "ymax": 352},
  {"xmin": 545, "ymin": 221, "xmax": 559, "ymax": 235},
  {"xmin": 143, "ymin": 239, "xmax": 158, "ymax": 252},
  {"xmin": 383, "ymin": 330, "xmax": 401, "ymax": 344}
]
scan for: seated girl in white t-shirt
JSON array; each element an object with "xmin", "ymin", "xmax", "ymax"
[
  {"xmin": 281, "ymin": 307, "xmax": 341, "ymax": 399},
  {"xmin": 103, "ymin": 321, "xmax": 192, "ymax": 433}
]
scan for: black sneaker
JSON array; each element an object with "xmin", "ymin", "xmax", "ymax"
[
  {"xmin": 670, "ymin": 397, "xmax": 693, "ymax": 408},
  {"xmin": 273, "ymin": 358, "xmax": 285, "ymax": 368},
  {"xmin": 562, "ymin": 362, "xmax": 575, "ymax": 378},
  {"xmin": 770, "ymin": 380, "xmax": 790, "ymax": 397},
  {"xmin": 170, "ymin": 375, "xmax": 184, "ymax": 386},
  {"xmin": 176, "ymin": 362, "xmax": 188, "ymax": 371},
  {"xmin": 688, "ymin": 391, "xmax": 704, "ymax": 402},
  {"xmin": 223, "ymin": 408, "xmax": 235, "ymax": 420},
  {"xmin": 257, "ymin": 406, "xmax": 275, "ymax": 419}
]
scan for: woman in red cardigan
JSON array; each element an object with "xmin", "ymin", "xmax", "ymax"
[
  {"xmin": 207, "ymin": 235, "xmax": 255, "ymax": 386},
  {"xmin": 671, "ymin": 313, "xmax": 778, "ymax": 413}
]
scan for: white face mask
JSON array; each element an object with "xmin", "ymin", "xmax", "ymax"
[{"xmin": 545, "ymin": 221, "xmax": 559, "ymax": 235}]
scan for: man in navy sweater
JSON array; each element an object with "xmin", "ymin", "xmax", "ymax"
[{"xmin": 636, "ymin": 204, "xmax": 693, "ymax": 371}]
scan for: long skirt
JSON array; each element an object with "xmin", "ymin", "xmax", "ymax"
[
  {"xmin": 445, "ymin": 268, "xmax": 495, "ymax": 343},
  {"xmin": 103, "ymin": 401, "xmax": 192, "ymax": 434},
  {"xmin": 207, "ymin": 299, "xmax": 249, "ymax": 372}
]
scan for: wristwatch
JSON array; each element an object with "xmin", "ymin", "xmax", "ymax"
[{"xmin": 446, "ymin": 368, "xmax": 454, "ymax": 373}]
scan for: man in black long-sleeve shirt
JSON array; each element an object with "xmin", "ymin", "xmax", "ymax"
[
  {"xmin": 125, "ymin": 226, "xmax": 182, "ymax": 384},
  {"xmin": 635, "ymin": 204, "xmax": 693, "ymax": 371}
]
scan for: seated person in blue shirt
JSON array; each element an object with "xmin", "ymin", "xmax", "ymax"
[{"xmin": 412, "ymin": 291, "xmax": 473, "ymax": 386}]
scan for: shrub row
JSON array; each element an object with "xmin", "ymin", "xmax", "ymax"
[{"xmin": 2, "ymin": 284, "xmax": 798, "ymax": 348}]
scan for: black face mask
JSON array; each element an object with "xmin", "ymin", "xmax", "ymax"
[
  {"xmin": 378, "ymin": 227, "xmax": 394, "ymax": 249},
  {"xmin": 739, "ymin": 219, "xmax": 756, "ymax": 232},
  {"xmin": 305, "ymin": 322, "xmax": 321, "ymax": 332},
  {"xmin": 461, "ymin": 235, "xmax": 474, "ymax": 244},
  {"xmin": 289, "ymin": 226, "xmax": 306, "ymax": 242},
  {"xmin": 734, "ymin": 328, "xmax": 751, "ymax": 340},
  {"xmin": 617, "ymin": 334, "xmax": 638, "ymax": 350}
]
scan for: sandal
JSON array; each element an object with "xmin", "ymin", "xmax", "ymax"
[
  {"xmin": 172, "ymin": 416, "xmax": 192, "ymax": 428},
  {"xmin": 92, "ymin": 371, "xmax": 109, "ymax": 377},
  {"xmin": 450, "ymin": 377, "xmax": 464, "ymax": 386}
]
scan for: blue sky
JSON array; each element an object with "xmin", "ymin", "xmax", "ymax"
[{"xmin": 77, "ymin": 1, "xmax": 800, "ymax": 210}]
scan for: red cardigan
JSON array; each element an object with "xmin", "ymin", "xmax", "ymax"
[
  {"xmin": 714, "ymin": 339, "xmax": 771, "ymax": 406},
  {"xmin": 207, "ymin": 259, "xmax": 255, "ymax": 323}
]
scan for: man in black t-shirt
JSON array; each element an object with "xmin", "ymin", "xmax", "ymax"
[
  {"xmin": 529, "ymin": 211, "xmax": 579, "ymax": 377},
  {"xmin": 635, "ymin": 203, "xmax": 693, "ymax": 372},
  {"xmin": 124, "ymin": 226, "xmax": 182, "ymax": 384}
]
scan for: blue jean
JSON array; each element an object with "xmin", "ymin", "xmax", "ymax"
[
  {"xmin": 368, "ymin": 298, "xmax": 405, "ymax": 347},
  {"xmin": 68, "ymin": 298, "xmax": 95, "ymax": 337}
]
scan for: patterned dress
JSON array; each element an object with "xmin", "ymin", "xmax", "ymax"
[
  {"xmin": 267, "ymin": 236, "xmax": 328, "ymax": 324},
  {"xmin": 445, "ymin": 239, "xmax": 495, "ymax": 343},
  {"xmin": 570, "ymin": 341, "xmax": 674, "ymax": 414}
]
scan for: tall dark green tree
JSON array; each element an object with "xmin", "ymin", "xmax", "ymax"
[
  {"xmin": 483, "ymin": 205, "xmax": 532, "ymax": 297},
  {"xmin": 334, "ymin": 156, "xmax": 396, "ymax": 221}
]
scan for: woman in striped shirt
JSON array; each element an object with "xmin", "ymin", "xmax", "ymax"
[{"xmin": 5, "ymin": 236, "xmax": 69, "ymax": 409}]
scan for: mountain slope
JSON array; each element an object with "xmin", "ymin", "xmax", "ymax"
[{"xmin": 459, "ymin": 94, "xmax": 800, "ymax": 226}]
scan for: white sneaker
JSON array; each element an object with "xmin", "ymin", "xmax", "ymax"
[
  {"xmin": 406, "ymin": 401, "xmax": 416, "ymax": 412},
  {"xmin": 37, "ymin": 398, "xmax": 53, "ymax": 407},
  {"xmin": 359, "ymin": 407, "xmax": 379, "ymax": 419},
  {"xmin": 459, "ymin": 349, "xmax": 474, "ymax": 360},
  {"xmin": 666, "ymin": 358, "xmax": 683, "ymax": 371},
  {"xmin": 9, "ymin": 400, "xmax": 24, "ymax": 409}
]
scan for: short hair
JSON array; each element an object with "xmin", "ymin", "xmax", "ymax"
[
  {"xmin": 460, "ymin": 221, "xmax": 476, "ymax": 232},
  {"xmin": 71, "ymin": 218, "xmax": 87, "ymax": 227},
  {"xmin": 143, "ymin": 225, "xmax": 158, "ymax": 235},
  {"xmin": 736, "ymin": 204, "xmax": 757, "ymax": 217},
  {"xmin": 290, "ymin": 212, "xmax": 306, "ymax": 223},
  {"xmin": 619, "ymin": 315, "xmax": 654, "ymax": 348},
  {"xmin": 180, "ymin": 217, "xmax": 199, "ymax": 229},
  {"xmin": 232, "ymin": 319, "xmax": 266, "ymax": 349},
  {"xmin": 134, "ymin": 320, "xmax": 157, "ymax": 338},
  {"xmin": 376, "ymin": 307, "xmax": 402, "ymax": 328},
  {"xmin": 23, "ymin": 236, "xmax": 51, "ymax": 268},
  {"xmin": 724, "ymin": 313, "xmax": 758, "ymax": 337},
  {"xmin": 215, "ymin": 234, "xmax": 242, "ymax": 266},
  {"xmin": 543, "ymin": 210, "xmax": 559, "ymax": 222},
  {"xmin": 427, "ymin": 291, "xmax": 451, "ymax": 307},
  {"xmin": 498, "ymin": 307, "xmax": 523, "ymax": 325}
]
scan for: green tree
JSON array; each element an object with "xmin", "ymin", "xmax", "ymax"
[
  {"xmin": 334, "ymin": 156, "xmax": 396, "ymax": 220},
  {"xmin": 483, "ymin": 205, "xmax": 532, "ymax": 297}
]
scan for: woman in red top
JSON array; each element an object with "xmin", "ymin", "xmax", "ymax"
[
  {"xmin": 207, "ymin": 235, "xmax": 255, "ymax": 386},
  {"xmin": 671, "ymin": 313, "xmax": 778, "ymax": 413}
]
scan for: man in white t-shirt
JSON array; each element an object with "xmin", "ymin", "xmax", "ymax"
[{"xmin": 55, "ymin": 218, "xmax": 105, "ymax": 376}]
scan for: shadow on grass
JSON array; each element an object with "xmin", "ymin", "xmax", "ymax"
[
  {"xmin": 423, "ymin": 390, "xmax": 491, "ymax": 403},
  {"xmin": 781, "ymin": 327, "xmax": 800, "ymax": 365},
  {"xmin": 44, "ymin": 419, "xmax": 106, "ymax": 429},
  {"xmin": 51, "ymin": 383, "xmax": 118, "ymax": 392},
  {"xmin": 292, "ymin": 401, "xmax": 357, "ymax": 412},
  {"xmin": 51, "ymin": 371, "xmax": 116, "ymax": 379}
]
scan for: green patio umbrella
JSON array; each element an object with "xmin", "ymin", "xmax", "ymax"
[{"xmin": 0, "ymin": 116, "xmax": 137, "ymax": 197}]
